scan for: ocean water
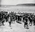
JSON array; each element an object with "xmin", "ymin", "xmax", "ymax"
[{"xmin": 0, "ymin": 6, "xmax": 35, "ymax": 13}]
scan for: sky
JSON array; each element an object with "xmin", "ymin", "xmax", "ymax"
[{"xmin": 1, "ymin": 0, "xmax": 35, "ymax": 5}]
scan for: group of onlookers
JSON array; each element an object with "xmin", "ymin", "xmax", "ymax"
[{"xmin": 0, "ymin": 11, "xmax": 35, "ymax": 29}]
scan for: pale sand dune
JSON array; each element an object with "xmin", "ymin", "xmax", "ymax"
[{"xmin": 0, "ymin": 21, "xmax": 35, "ymax": 32}]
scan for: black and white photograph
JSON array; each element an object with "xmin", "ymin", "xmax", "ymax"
[{"xmin": 0, "ymin": 0, "xmax": 35, "ymax": 32}]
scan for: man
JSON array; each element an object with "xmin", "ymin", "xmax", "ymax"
[{"xmin": 23, "ymin": 14, "xmax": 29, "ymax": 29}]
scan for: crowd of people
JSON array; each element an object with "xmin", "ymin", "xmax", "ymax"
[{"xmin": 0, "ymin": 11, "xmax": 35, "ymax": 29}]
